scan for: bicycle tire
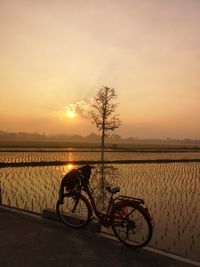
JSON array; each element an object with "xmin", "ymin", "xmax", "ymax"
[
  {"xmin": 112, "ymin": 201, "xmax": 153, "ymax": 248},
  {"xmin": 56, "ymin": 193, "xmax": 92, "ymax": 228}
]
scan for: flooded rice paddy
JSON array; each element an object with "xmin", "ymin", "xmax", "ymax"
[
  {"xmin": 0, "ymin": 151, "xmax": 200, "ymax": 262},
  {"xmin": 1, "ymin": 151, "xmax": 200, "ymax": 163}
]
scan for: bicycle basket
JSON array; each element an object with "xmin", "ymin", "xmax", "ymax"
[{"xmin": 61, "ymin": 169, "xmax": 80, "ymax": 191}]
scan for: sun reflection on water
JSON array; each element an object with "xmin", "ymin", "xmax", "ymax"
[{"xmin": 63, "ymin": 163, "xmax": 75, "ymax": 174}]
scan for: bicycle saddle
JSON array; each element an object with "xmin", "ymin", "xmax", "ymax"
[{"xmin": 106, "ymin": 186, "xmax": 120, "ymax": 194}]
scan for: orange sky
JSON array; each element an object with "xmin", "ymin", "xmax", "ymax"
[{"xmin": 0, "ymin": 0, "xmax": 200, "ymax": 138}]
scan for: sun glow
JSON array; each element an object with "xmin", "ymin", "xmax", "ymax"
[
  {"xmin": 66, "ymin": 110, "xmax": 76, "ymax": 118},
  {"xmin": 64, "ymin": 104, "xmax": 77, "ymax": 118},
  {"xmin": 62, "ymin": 101, "xmax": 90, "ymax": 120}
]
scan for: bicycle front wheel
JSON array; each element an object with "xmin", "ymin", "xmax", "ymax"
[
  {"xmin": 56, "ymin": 193, "xmax": 92, "ymax": 228},
  {"xmin": 112, "ymin": 202, "xmax": 152, "ymax": 248}
]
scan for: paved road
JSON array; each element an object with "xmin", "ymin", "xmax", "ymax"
[{"xmin": 0, "ymin": 207, "xmax": 198, "ymax": 267}]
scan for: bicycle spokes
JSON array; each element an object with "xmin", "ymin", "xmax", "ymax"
[
  {"xmin": 71, "ymin": 196, "xmax": 80, "ymax": 213},
  {"xmin": 57, "ymin": 194, "xmax": 92, "ymax": 228},
  {"xmin": 112, "ymin": 203, "xmax": 152, "ymax": 248}
]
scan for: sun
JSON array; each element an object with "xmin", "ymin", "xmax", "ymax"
[
  {"xmin": 64, "ymin": 104, "xmax": 77, "ymax": 118},
  {"xmin": 66, "ymin": 110, "xmax": 76, "ymax": 118}
]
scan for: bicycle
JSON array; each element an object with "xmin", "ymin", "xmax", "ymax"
[{"xmin": 56, "ymin": 165, "xmax": 153, "ymax": 248}]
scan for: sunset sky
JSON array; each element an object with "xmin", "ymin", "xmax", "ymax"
[{"xmin": 0, "ymin": 0, "xmax": 200, "ymax": 139}]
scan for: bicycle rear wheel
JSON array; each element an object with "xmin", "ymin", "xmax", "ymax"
[
  {"xmin": 112, "ymin": 202, "xmax": 152, "ymax": 248},
  {"xmin": 56, "ymin": 193, "xmax": 92, "ymax": 228}
]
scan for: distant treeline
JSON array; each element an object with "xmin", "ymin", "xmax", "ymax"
[{"xmin": 0, "ymin": 130, "xmax": 200, "ymax": 147}]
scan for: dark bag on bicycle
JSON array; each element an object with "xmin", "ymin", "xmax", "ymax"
[
  {"xmin": 77, "ymin": 165, "xmax": 91, "ymax": 186},
  {"xmin": 58, "ymin": 165, "xmax": 91, "ymax": 203},
  {"xmin": 61, "ymin": 169, "xmax": 80, "ymax": 191}
]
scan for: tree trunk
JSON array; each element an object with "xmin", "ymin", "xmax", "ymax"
[
  {"xmin": 101, "ymin": 127, "xmax": 105, "ymax": 162},
  {"xmin": 101, "ymin": 127, "xmax": 105, "ymax": 184},
  {"xmin": 100, "ymin": 162, "xmax": 106, "ymax": 211},
  {"xmin": 0, "ymin": 182, "xmax": 2, "ymax": 205}
]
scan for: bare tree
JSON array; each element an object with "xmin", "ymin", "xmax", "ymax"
[{"xmin": 90, "ymin": 86, "xmax": 121, "ymax": 162}]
